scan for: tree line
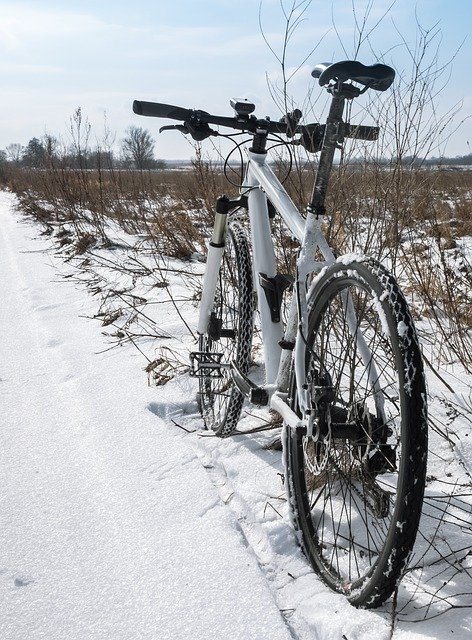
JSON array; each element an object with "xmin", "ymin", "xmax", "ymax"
[{"xmin": 0, "ymin": 125, "xmax": 166, "ymax": 170}]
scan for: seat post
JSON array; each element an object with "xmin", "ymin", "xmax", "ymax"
[{"xmin": 308, "ymin": 90, "xmax": 346, "ymax": 218}]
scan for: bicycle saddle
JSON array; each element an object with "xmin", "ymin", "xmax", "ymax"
[{"xmin": 312, "ymin": 61, "xmax": 395, "ymax": 91}]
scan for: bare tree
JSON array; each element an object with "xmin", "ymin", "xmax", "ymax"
[
  {"xmin": 6, "ymin": 143, "xmax": 23, "ymax": 165},
  {"xmin": 42, "ymin": 134, "xmax": 60, "ymax": 160},
  {"xmin": 121, "ymin": 126, "xmax": 156, "ymax": 169}
]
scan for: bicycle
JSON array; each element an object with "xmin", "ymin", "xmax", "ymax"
[{"xmin": 133, "ymin": 60, "xmax": 428, "ymax": 608}]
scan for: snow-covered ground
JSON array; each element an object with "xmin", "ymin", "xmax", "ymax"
[{"xmin": 1, "ymin": 190, "xmax": 471, "ymax": 639}]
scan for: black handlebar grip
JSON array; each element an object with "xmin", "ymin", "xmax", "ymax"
[
  {"xmin": 344, "ymin": 124, "xmax": 379, "ymax": 141},
  {"xmin": 133, "ymin": 100, "xmax": 192, "ymax": 121}
]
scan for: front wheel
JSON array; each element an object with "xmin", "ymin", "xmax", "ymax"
[
  {"xmin": 198, "ymin": 221, "xmax": 254, "ymax": 437},
  {"xmin": 285, "ymin": 258, "xmax": 427, "ymax": 608}
]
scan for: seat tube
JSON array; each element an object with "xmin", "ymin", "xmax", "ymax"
[
  {"xmin": 309, "ymin": 92, "xmax": 345, "ymax": 217},
  {"xmin": 246, "ymin": 152, "xmax": 283, "ymax": 383}
]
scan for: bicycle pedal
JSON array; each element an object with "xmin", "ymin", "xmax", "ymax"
[{"xmin": 189, "ymin": 351, "xmax": 229, "ymax": 378}]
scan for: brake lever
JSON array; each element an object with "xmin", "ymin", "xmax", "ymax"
[
  {"xmin": 159, "ymin": 124, "xmax": 189, "ymax": 134},
  {"xmin": 158, "ymin": 122, "xmax": 217, "ymax": 142},
  {"xmin": 185, "ymin": 121, "xmax": 218, "ymax": 141}
]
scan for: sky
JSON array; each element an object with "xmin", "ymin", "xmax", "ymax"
[{"xmin": 0, "ymin": 0, "xmax": 470, "ymax": 160}]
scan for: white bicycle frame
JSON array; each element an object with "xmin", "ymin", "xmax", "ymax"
[{"xmin": 197, "ymin": 147, "xmax": 385, "ymax": 433}]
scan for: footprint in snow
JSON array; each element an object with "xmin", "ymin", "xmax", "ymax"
[
  {"xmin": 46, "ymin": 338, "xmax": 62, "ymax": 348},
  {"xmin": 14, "ymin": 576, "xmax": 35, "ymax": 587},
  {"xmin": 0, "ymin": 568, "xmax": 34, "ymax": 587}
]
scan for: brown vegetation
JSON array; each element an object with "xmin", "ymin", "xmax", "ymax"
[{"xmin": 1, "ymin": 152, "xmax": 471, "ymax": 371}]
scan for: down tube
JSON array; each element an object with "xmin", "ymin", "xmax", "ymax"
[{"xmin": 246, "ymin": 168, "xmax": 283, "ymax": 383}]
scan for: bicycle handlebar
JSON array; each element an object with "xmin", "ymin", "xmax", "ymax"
[
  {"xmin": 132, "ymin": 99, "xmax": 379, "ymax": 143},
  {"xmin": 133, "ymin": 99, "xmax": 290, "ymax": 136}
]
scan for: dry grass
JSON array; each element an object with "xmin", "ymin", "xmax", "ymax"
[{"xmin": 4, "ymin": 158, "xmax": 472, "ymax": 371}]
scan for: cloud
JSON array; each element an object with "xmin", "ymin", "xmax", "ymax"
[
  {"xmin": 0, "ymin": 3, "xmax": 270, "ymax": 67},
  {"xmin": 0, "ymin": 61, "xmax": 63, "ymax": 74},
  {"xmin": 0, "ymin": 6, "xmax": 106, "ymax": 50}
]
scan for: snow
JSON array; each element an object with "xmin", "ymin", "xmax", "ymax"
[
  {"xmin": 372, "ymin": 293, "xmax": 392, "ymax": 338},
  {"xmin": 336, "ymin": 252, "xmax": 367, "ymax": 265},
  {"xmin": 397, "ymin": 320, "xmax": 408, "ymax": 338},
  {"xmin": 1, "ymin": 190, "xmax": 471, "ymax": 639},
  {"xmin": 0, "ymin": 192, "xmax": 292, "ymax": 640}
]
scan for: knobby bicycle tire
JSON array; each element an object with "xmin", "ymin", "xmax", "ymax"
[
  {"xmin": 285, "ymin": 258, "xmax": 427, "ymax": 608},
  {"xmin": 198, "ymin": 221, "xmax": 254, "ymax": 437}
]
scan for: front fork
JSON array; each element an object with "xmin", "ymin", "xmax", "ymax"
[{"xmin": 196, "ymin": 199, "xmax": 230, "ymax": 336}]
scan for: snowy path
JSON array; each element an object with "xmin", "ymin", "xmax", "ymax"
[{"xmin": 0, "ymin": 192, "xmax": 293, "ymax": 639}]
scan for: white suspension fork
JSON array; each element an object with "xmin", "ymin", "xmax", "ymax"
[{"xmin": 196, "ymin": 209, "xmax": 227, "ymax": 336}]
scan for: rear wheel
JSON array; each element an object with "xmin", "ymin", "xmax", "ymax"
[
  {"xmin": 285, "ymin": 258, "xmax": 427, "ymax": 607},
  {"xmin": 198, "ymin": 221, "xmax": 254, "ymax": 437}
]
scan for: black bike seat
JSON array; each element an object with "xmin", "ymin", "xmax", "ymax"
[{"xmin": 312, "ymin": 60, "xmax": 395, "ymax": 92}]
